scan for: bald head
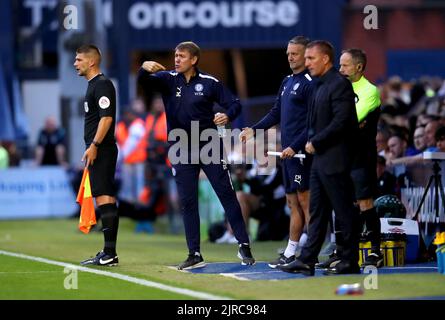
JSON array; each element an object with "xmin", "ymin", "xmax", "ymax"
[{"xmin": 44, "ymin": 116, "xmax": 57, "ymax": 133}]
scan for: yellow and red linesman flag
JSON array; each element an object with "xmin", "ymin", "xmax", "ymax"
[{"xmin": 76, "ymin": 168, "xmax": 96, "ymax": 234}]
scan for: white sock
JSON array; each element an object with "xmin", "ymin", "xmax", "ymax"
[{"xmin": 284, "ymin": 240, "xmax": 299, "ymax": 258}]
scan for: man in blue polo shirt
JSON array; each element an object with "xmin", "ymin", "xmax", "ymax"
[
  {"xmin": 240, "ymin": 36, "xmax": 314, "ymax": 268},
  {"xmin": 139, "ymin": 41, "xmax": 254, "ymax": 270}
]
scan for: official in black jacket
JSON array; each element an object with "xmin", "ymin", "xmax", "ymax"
[{"xmin": 279, "ymin": 40, "xmax": 360, "ymax": 275}]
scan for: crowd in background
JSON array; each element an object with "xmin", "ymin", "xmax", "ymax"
[{"xmin": 376, "ymin": 76, "xmax": 445, "ymax": 191}]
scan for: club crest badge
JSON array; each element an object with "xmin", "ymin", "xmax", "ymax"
[
  {"xmin": 195, "ymin": 83, "xmax": 203, "ymax": 92},
  {"xmin": 194, "ymin": 83, "xmax": 204, "ymax": 96}
]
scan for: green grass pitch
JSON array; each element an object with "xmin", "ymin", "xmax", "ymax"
[{"xmin": 0, "ymin": 218, "xmax": 444, "ymax": 300}]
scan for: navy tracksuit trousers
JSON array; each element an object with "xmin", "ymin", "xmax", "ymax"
[{"xmin": 173, "ymin": 159, "xmax": 250, "ymax": 253}]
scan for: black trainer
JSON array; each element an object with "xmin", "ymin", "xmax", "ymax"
[
  {"xmin": 178, "ymin": 252, "xmax": 206, "ymax": 270},
  {"xmin": 268, "ymin": 253, "xmax": 296, "ymax": 269},
  {"xmin": 315, "ymin": 250, "xmax": 341, "ymax": 269},
  {"xmin": 237, "ymin": 244, "xmax": 255, "ymax": 265},
  {"xmin": 80, "ymin": 251, "xmax": 119, "ymax": 266},
  {"xmin": 278, "ymin": 259, "xmax": 315, "ymax": 276},
  {"xmin": 362, "ymin": 252, "xmax": 384, "ymax": 268}
]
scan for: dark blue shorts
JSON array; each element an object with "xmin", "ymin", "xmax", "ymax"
[{"xmin": 282, "ymin": 155, "xmax": 311, "ymax": 193}]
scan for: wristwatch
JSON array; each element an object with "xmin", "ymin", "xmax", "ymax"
[{"xmin": 92, "ymin": 140, "xmax": 100, "ymax": 147}]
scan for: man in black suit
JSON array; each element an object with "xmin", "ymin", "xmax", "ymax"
[{"xmin": 279, "ymin": 40, "xmax": 360, "ymax": 275}]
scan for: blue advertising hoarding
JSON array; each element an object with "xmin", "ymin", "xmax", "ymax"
[
  {"xmin": 10, "ymin": 0, "xmax": 346, "ymax": 108},
  {"xmin": 109, "ymin": 0, "xmax": 346, "ymax": 50},
  {"xmin": 108, "ymin": 0, "xmax": 346, "ymax": 105}
]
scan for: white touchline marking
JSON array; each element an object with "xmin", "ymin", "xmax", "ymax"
[
  {"xmin": 219, "ymin": 273, "xmax": 249, "ymax": 281},
  {"xmin": 0, "ymin": 250, "xmax": 231, "ymax": 300}
]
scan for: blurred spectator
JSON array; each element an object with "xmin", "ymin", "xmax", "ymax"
[
  {"xmin": 0, "ymin": 142, "xmax": 9, "ymax": 169},
  {"xmin": 381, "ymin": 76, "xmax": 410, "ymax": 115},
  {"xmin": 435, "ymin": 126, "xmax": 445, "ymax": 152},
  {"xmin": 116, "ymin": 105, "xmax": 147, "ymax": 205},
  {"xmin": 145, "ymin": 95, "xmax": 168, "ymax": 166},
  {"xmin": 144, "ymin": 95, "xmax": 179, "ymax": 233},
  {"xmin": 409, "ymin": 80, "xmax": 426, "ymax": 109},
  {"xmin": 3, "ymin": 141, "xmax": 21, "ymax": 167},
  {"xmin": 376, "ymin": 155, "xmax": 397, "ymax": 197},
  {"xmin": 35, "ymin": 116, "xmax": 67, "ymax": 167},
  {"xmin": 118, "ymin": 164, "xmax": 164, "ymax": 234},
  {"xmin": 439, "ymin": 98, "xmax": 445, "ymax": 118},
  {"xmin": 435, "ymin": 126, "xmax": 445, "ymax": 188},
  {"xmin": 116, "ymin": 100, "xmax": 155, "ymax": 233},
  {"xmin": 424, "ymin": 119, "xmax": 440, "ymax": 151},
  {"xmin": 413, "ymin": 126, "xmax": 427, "ymax": 153},
  {"xmin": 386, "ymin": 133, "xmax": 409, "ymax": 187},
  {"xmin": 376, "ymin": 126, "xmax": 391, "ymax": 159},
  {"xmin": 233, "ymin": 164, "xmax": 261, "ymax": 229},
  {"xmin": 232, "ymin": 161, "xmax": 288, "ymax": 241},
  {"xmin": 386, "ymin": 126, "xmax": 428, "ymax": 168},
  {"xmin": 416, "ymin": 114, "xmax": 433, "ymax": 128},
  {"xmin": 387, "ymin": 133, "xmax": 409, "ymax": 160},
  {"xmin": 380, "ymin": 113, "xmax": 411, "ymax": 132}
]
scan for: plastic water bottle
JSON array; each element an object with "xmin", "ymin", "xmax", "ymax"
[
  {"xmin": 217, "ymin": 124, "xmax": 226, "ymax": 138},
  {"xmin": 215, "ymin": 113, "xmax": 227, "ymax": 138},
  {"xmin": 335, "ymin": 283, "xmax": 364, "ymax": 295}
]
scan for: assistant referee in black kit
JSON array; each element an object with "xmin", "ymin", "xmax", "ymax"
[{"xmin": 74, "ymin": 45, "xmax": 120, "ymax": 266}]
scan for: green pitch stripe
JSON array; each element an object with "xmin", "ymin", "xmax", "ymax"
[{"xmin": 0, "ymin": 250, "xmax": 231, "ymax": 300}]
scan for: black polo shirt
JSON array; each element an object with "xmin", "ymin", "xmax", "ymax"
[{"xmin": 83, "ymin": 74, "xmax": 116, "ymax": 147}]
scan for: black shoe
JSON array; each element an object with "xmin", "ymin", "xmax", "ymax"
[
  {"xmin": 315, "ymin": 251, "xmax": 341, "ymax": 269},
  {"xmin": 237, "ymin": 244, "xmax": 255, "ymax": 265},
  {"xmin": 324, "ymin": 261, "xmax": 361, "ymax": 275},
  {"xmin": 80, "ymin": 251, "xmax": 119, "ymax": 266},
  {"xmin": 362, "ymin": 252, "xmax": 384, "ymax": 268},
  {"xmin": 268, "ymin": 253, "xmax": 296, "ymax": 269},
  {"xmin": 278, "ymin": 259, "xmax": 315, "ymax": 276},
  {"xmin": 178, "ymin": 252, "xmax": 206, "ymax": 270}
]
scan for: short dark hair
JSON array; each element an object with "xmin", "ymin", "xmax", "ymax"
[
  {"xmin": 289, "ymin": 36, "xmax": 310, "ymax": 47},
  {"xmin": 175, "ymin": 41, "xmax": 201, "ymax": 65},
  {"xmin": 390, "ymin": 132, "xmax": 408, "ymax": 144},
  {"xmin": 307, "ymin": 40, "xmax": 335, "ymax": 63},
  {"xmin": 76, "ymin": 44, "xmax": 102, "ymax": 64},
  {"xmin": 342, "ymin": 48, "xmax": 367, "ymax": 71}
]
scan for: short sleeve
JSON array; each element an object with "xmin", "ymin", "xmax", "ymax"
[{"xmin": 95, "ymin": 80, "xmax": 116, "ymax": 118}]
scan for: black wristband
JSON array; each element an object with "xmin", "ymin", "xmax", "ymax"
[{"xmin": 92, "ymin": 140, "xmax": 100, "ymax": 147}]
